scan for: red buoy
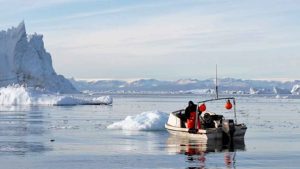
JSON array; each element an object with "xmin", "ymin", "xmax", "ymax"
[
  {"xmin": 225, "ymin": 100, "xmax": 232, "ymax": 110},
  {"xmin": 198, "ymin": 103, "xmax": 206, "ymax": 112}
]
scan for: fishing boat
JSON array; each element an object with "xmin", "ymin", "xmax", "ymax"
[
  {"xmin": 165, "ymin": 97, "xmax": 247, "ymax": 141},
  {"xmin": 165, "ymin": 65, "xmax": 247, "ymax": 141}
]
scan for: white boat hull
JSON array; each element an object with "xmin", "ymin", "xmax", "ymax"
[
  {"xmin": 165, "ymin": 123, "xmax": 223, "ymax": 140},
  {"xmin": 165, "ymin": 111, "xmax": 247, "ymax": 140}
]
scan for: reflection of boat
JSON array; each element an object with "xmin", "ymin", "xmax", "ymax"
[
  {"xmin": 165, "ymin": 97, "xmax": 247, "ymax": 141},
  {"xmin": 166, "ymin": 134, "xmax": 245, "ymax": 169},
  {"xmin": 166, "ymin": 133, "xmax": 246, "ymax": 155}
]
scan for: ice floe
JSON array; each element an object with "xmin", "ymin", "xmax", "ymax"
[
  {"xmin": 0, "ymin": 85, "xmax": 112, "ymax": 106},
  {"xmin": 107, "ymin": 111, "xmax": 168, "ymax": 131}
]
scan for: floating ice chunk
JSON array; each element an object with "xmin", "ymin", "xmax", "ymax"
[
  {"xmin": 107, "ymin": 111, "xmax": 168, "ymax": 131},
  {"xmin": 275, "ymin": 95, "xmax": 288, "ymax": 99},
  {"xmin": 0, "ymin": 85, "xmax": 31, "ymax": 105},
  {"xmin": 91, "ymin": 96, "xmax": 113, "ymax": 105},
  {"xmin": 0, "ymin": 85, "xmax": 112, "ymax": 106}
]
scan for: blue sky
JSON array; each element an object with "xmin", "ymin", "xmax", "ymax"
[{"xmin": 1, "ymin": 0, "xmax": 300, "ymax": 81}]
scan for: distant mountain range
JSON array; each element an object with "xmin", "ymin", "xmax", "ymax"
[{"xmin": 69, "ymin": 78, "xmax": 300, "ymax": 95}]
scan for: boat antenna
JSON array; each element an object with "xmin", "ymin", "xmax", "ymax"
[{"xmin": 215, "ymin": 64, "xmax": 219, "ymax": 99}]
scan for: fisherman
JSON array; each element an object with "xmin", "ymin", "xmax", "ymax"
[{"xmin": 180, "ymin": 101, "xmax": 197, "ymax": 128}]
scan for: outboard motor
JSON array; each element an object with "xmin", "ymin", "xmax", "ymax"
[{"xmin": 222, "ymin": 119, "xmax": 235, "ymax": 144}]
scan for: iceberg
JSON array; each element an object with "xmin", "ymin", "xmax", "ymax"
[
  {"xmin": 0, "ymin": 85, "xmax": 112, "ymax": 106},
  {"xmin": 0, "ymin": 22, "xmax": 77, "ymax": 93}
]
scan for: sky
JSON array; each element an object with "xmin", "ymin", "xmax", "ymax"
[{"xmin": 0, "ymin": 0, "xmax": 300, "ymax": 81}]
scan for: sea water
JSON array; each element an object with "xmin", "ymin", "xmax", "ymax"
[{"xmin": 0, "ymin": 94, "xmax": 299, "ymax": 169}]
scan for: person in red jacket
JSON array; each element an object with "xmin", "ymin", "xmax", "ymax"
[{"xmin": 179, "ymin": 101, "xmax": 197, "ymax": 128}]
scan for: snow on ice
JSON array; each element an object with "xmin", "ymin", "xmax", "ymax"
[{"xmin": 107, "ymin": 111, "xmax": 168, "ymax": 131}]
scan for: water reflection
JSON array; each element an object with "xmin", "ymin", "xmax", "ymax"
[
  {"xmin": 0, "ymin": 106, "xmax": 51, "ymax": 155},
  {"xmin": 0, "ymin": 141, "xmax": 50, "ymax": 156},
  {"xmin": 166, "ymin": 134, "xmax": 245, "ymax": 169}
]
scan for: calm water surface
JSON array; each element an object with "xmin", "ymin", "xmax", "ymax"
[{"xmin": 0, "ymin": 94, "xmax": 299, "ymax": 169}]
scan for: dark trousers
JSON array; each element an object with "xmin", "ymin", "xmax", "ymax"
[{"xmin": 181, "ymin": 117, "xmax": 187, "ymax": 128}]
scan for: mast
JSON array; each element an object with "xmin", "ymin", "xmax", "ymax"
[{"xmin": 215, "ymin": 64, "xmax": 219, "ymax": 99}]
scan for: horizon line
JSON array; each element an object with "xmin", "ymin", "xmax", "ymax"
[{"xmin": 71, "ymin": 77, "xmax": 299, "ymax": 83}]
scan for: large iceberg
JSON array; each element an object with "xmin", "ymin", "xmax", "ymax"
[{"xmin": 0, "ymin": 22, "xmax": 77, "ymax": 93}]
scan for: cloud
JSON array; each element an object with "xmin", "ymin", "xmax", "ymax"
[
  {"xmin": 35, "ymin": 0, "xmax": 300, "ymax": 57},
  {"xmin": 2, "ymin": 0, "xmax": 300, "ymax": 79},
  {"xmin": 42, "ymin": 11, "xmax": 264, "ymax": 57},
  {"xmin": 0, "ymin": 0, "xmax": 78, "ymax": 10}
]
